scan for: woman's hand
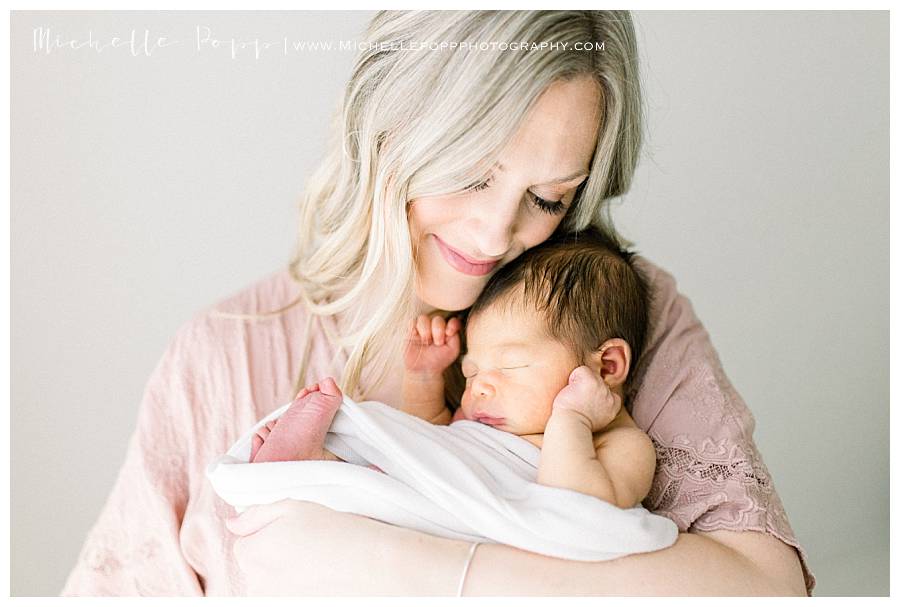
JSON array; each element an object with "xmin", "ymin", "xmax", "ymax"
[
  {"xmin": 225, "ymin": 499, "xmax": 472, "ymax": 595},
  {"xmin": 226, "ymin": 500, "xmax": 389, "ymax": 595}
]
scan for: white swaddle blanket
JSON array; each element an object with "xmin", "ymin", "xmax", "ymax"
[{"xmin": 206, "ymin": 397, "xmax": 678, "ymax": 561}]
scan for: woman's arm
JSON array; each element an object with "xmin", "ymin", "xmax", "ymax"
[
  {"xmin": 390, "ymin": 520, "xmax": 807, "ymax": 595},
  {"xmin": 460, "ymin": 528, "xmax": 807, "ymax": 596},
  {"xmin": 61, "ymin": 322, "xmax": 206, "ymax": 595},
  {"xmin": 226, "ymin": 500, "xmax": 806, "ymax": 596}
]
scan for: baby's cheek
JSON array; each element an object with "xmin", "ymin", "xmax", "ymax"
[
  {"xmin": 450, "ymin": 407, "xmax": 469, "ymax": 423},
  {"xmin": 457, "ymin": 390, "xmax": 473, "ymax": 418}
]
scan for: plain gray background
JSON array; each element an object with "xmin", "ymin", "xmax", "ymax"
[{"xmin": 11, "ymin": 10, "xmax": 888, "ymax": 596}]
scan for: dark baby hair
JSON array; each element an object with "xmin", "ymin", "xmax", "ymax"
[{"xmin": 466, "ymin": 226, "xmax": 653, "ymax": 393}]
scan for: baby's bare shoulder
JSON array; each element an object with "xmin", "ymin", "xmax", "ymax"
[{"xmin": 592, "ymin": 408, "xmax": 648, "ymax": 450}]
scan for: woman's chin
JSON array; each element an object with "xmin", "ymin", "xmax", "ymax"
[{"xmin": 415, "ymin": 280, "xmax": 480, "ymax": 312}]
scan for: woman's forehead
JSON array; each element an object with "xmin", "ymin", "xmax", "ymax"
[{"xmin": 499, "ymin": 76, "xmax": 601, "ymax": 179}]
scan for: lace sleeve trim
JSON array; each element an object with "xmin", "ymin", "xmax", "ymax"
[{"xmin": 645, "ymin": 435, "xmax": 817, "ymax": 596}]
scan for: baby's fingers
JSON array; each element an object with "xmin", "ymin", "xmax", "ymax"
[
  {"xmin": 415, "ymin": 314, "xmax": 433, "ymax": 345},
  {"xmin": 568, "ymin": 365, "xmax": 599, "ymax": 387},
  {"xmin": 446, "ymin": 316, "xmax": 462, "ymax": 337},
  {"xmin": 431, "ymin": 315, "xmax": 447, "ymax": 346},
  {"xmin": 445, "ymin": 330, "xmax": 461, "ymax": 354}
]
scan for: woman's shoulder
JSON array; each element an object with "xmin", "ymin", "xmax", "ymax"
[
  {"xmin": 170, "ymin": 268, "xmax": 317, "ymax": 350},
  {"xmin": 627, "ymin": 252, "xmax": 749, "ymax": 442},
  {"xmin": 151, "ymin": 268, "xmax": 341, "ymax": 430},
  {"xmin": 208, "ymin": 268, "xmax": 307, "ymax": 316},
  {"xmin": 629, "ymin": 253, "xmax": 685, "ymax": 319},
  {"xmin": 626, "ymin": 255, "xmax": 716, "ymax": 396}
]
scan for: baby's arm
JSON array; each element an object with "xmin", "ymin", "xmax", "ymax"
[
  {"xmin": 400, "ymin": 314, "xmax": 461, "ymax": 425},
  {"xmin": 401, "ymin": 374, "xmax": 451, "ymax": 425},
  {"xmin": 538, "ymin": 407, "xmax": 655, "ymax": 508},
  {"xmin": 537, "ymin": 367, "xmax": 656, "ymax": 509}
]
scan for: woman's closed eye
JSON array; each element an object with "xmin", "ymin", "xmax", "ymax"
[{"xmin": 464, "ymin": 177, "xmax": 567, "ymax": 216}]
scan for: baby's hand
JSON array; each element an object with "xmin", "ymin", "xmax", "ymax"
[
  {"xmin": 551, "ymin": 366, "xmax": 622, "ymax": 432},
  {"xmin": 404, "ymin": 314, "xmax": 462, "ymax": 376}
]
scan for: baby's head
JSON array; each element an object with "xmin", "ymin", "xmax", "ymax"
[{"xmin": 458, "ymin": 227, "xmax": 651, "ymax": 435}]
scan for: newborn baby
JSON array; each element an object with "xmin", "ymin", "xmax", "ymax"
[{"xmin": 250, "ymin": 227, "xmax": 656, "ymax": 510}]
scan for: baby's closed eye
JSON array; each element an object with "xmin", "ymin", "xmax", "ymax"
[{"xmin": 463, "ymin": 365, "xmax": 529, "ymax": 378}]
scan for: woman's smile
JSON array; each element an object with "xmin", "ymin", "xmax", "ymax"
[{"xmin": 433, "ymin": 234, "xmax": 500, "ymax": 276}]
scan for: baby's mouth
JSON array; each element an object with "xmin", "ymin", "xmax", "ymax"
[{"xmin": 473, "ymin": 414, "xmax": 505, "ymax": 426}]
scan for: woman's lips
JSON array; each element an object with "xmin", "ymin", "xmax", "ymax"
[{"xmin": 433, "ymin": 235, "xmax": 499, "ymax": 277}]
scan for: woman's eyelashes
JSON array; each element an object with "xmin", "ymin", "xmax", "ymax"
[{"xmin": 464, "ymin": 177, "xmax": 567, "ymax": 216}]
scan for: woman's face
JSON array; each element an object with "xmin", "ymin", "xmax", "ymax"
[{"xmin": 408, "ymin": 75, "xmax": 603, "ymax": 312}]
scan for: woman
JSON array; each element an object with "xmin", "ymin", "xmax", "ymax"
[{"xmin": 61, "ymin": 11, "xmax": 815, "ymax": 596}]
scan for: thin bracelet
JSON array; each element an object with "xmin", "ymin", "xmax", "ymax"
[{"xmin": 456, "ymin": 541, "xmax": 481, "ymax": 597}]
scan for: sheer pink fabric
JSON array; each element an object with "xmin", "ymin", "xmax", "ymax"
[
  {"xmin": 629, "ymin": 257, "xmax": 815, "ymax": 596},
  {"xmin": 60, "ymin": 258, "xmax": 816, "ymax": 596}
]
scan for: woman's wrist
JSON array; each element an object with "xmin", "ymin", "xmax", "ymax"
[{"xmin": 381, "ymin": 521, "xmax": 476, "ymax": 595}]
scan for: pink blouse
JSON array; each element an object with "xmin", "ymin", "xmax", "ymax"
[{"xmin": 60, "ymin": 256, "xmax": 816, "ymax": 596}]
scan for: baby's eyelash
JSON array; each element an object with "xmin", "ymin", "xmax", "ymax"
[
  {"xmin": 464, "ymin": 176, "xmax": 567, "ymax": 216},
  {"xmin": 462, "ymin": 365, "xmax": 528, "ymax": 379}
]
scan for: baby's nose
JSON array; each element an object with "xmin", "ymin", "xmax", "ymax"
[{"xmin": 473, "ymin": 378, "xmax": 495, "ymax": 399}]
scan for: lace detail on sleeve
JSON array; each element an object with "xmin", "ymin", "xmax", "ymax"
[
  {"xmin": 645, "ymin": 432, "xmax": 817, "ymax": 596},
  {"xmin": 639, "ymin": 359, "xmax": 817, "ymax": 595},
  {"xmin": 645, "ymin": 432, "xmax": 779, "ymax": 531},
  {"xmin": 627, "ymin": 256, "xmax": 816, "ymax": 595}
]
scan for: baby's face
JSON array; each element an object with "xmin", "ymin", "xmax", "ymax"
[{"xmin": 459, "ymin": 303, "xmax": 579, "ymax": 436}]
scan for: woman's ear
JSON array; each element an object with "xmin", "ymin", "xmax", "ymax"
[{"xmin": 586, "ymin": 338, "xmax": 632, "ymax": 388}]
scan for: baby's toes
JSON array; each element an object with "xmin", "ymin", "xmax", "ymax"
[
  {"xmin": 251, "ymin": 423, "xmax": 277, "ymax": 462},
  {"xmin": 250, "ymin": 433, "xmax": 263, "ymax": 462}
]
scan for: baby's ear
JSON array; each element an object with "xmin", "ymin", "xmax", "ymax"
[{"xmin": 586, "ymin": 338, "xmax": 631, "ymax": 388}]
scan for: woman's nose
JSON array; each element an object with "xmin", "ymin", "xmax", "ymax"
[{"xmin": 468, "ymin": 193, "xmax": 519, "ymax": 258}]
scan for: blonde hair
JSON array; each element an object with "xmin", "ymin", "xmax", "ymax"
[{"xmin": 223, "ymin": 11, "xmax": 644, "ymax": 401}]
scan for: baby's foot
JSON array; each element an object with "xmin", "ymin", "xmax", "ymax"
[{"xmin": 249, "ymin": 377, "xmax": 344, "ymax": 463}]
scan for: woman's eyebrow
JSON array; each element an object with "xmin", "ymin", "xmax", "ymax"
[{"xmin": 494, "ymin": 161, "xmax": 589, "ymax": 185}]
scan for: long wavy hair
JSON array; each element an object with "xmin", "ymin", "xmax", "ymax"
[{"xmin": 221, "ymin": 11, "xmax": 644, "ymax": 403}]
